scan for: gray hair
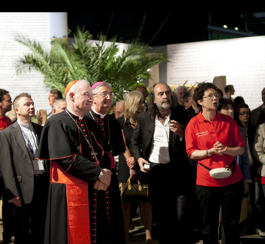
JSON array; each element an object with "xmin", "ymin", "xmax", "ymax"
[
  {"xmin": 92, "ymin": 82, "xmax": 112, "ymax": 95},
  {"xmin": 182, "ymin": 92, "xmax": 190, "ymax": 104},
  {"xmin": 66, "ymin": 80, "xmax": 90, "ymax": 101},
  {"xmin": 53, "ymin": 98, "xmax": 66, "ymax": 110},
  {"xmin": 175, "ymin": 85, "xmax": 189, "ymax": 94}
]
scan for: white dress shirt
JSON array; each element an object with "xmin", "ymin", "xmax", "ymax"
[
  {"xmin": 148, "ymin": 115, "xmax": 170, "ymax": 164},
  {"xmin": 17, "ymin": 120, "xmax": 45, "ymax": 174}
]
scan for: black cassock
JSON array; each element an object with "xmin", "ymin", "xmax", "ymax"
[
  {"xmin": 36, "ymin": 110, "xmax": 117, "ymax": 244},
  {"xmin": 85, "ymin": 111, "xmax": 126, "ymax": 244}
]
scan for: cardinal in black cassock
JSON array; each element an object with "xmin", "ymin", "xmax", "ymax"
[{"xmin": 36, "ymin": 80, "xmax": 115, "ymax": 244}]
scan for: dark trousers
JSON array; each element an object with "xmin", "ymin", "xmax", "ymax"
[
  {"xmin": 0, "ymin": 177, "xmax": 15, "ymax": 243},
  {"xmin": 14, "ymin": 174, "xmax": 49, "ymax": 244},
  {"xmin": 196, "ymin": 181, "xmax": 243, "ymax": 244},
  {"xmin": 148, "ymin": 163, "xmax": 180, "ymax": 244},
  {"xmin": 256, "ymin": 183, "xmax": 265, "ymax": 230}
]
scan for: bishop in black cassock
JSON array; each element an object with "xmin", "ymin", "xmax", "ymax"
[{"xmin": 85, "ymin": 82, "xmax": 126, "ymax": 244}]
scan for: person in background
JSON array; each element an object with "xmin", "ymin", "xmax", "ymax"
[
  {"xmin": 0, "ymin": 89, "xmax": 15, "ymax": 244},
  {"xmin": 117, "ymin": 90, "xmax": 153, "ymax": 244},
  {"xmin": 224, "ymin": 85, "xmax": 235, "ymax": 101},
  {"xmin": 216, "ymin": 88, "xmax": 224, "ymax": 98},
  {"xmin": 253, "ymin": 109, "xmax": 265, "ymax": 237},
  {"xmin": 234, "ymin": 103, "xmax": 260, "ymax": 235},
  {"xmin": 252, "ymin": 88, "xmax": 265, "ymax": 127},
  {"xmin": 183, "ymin": 92, "xmax": 192, "ymax": 110},
  {"xmin": 47, "ymin": 89, "xmax": 63, "ymax": 117},
  {"xmin": 114, "ymin": 100, "xmax": 124, "ymax": 119},
  {"xmin": 184, "ymin": 88, "xmax": 200, "ymax": 120},
  {"xmin": 36, "ymin": 89, "xmax": 63, "ymax": 125},
  {"xmin": 185, "ymin": 82, "xmax": 245, "ymax": 244},
  {"xmin": 52, "ymin": 99, "xmax": 67, "ymax": 115},
  {"xmin": 0, "ymin": 93, "xmax": 49, "ymax": 244},
  {"xmin": 175, "ymin": 85, "xmax": 189, "ymax": 108},
  {"xmin": 135, "ymin": 85, "xmax": 148, "ymax": 112},
  {"xmin": 234, "ymin": 96, "xmax": 245, "ymax": 111},
  {"xmin": 218, "ymin": 98, "xmax": 251, "ymax": 192}
]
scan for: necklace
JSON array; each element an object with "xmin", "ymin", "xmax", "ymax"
[
  {"xmin": 89, "ymin": 111, "xmax": 112, "ymax": 151},
  {"xmin": 65, "ymin": 109, "xmax": 99, "ymax": 164}
]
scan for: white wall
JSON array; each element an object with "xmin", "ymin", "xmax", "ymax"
[
  {"xmin": 0, "ymin": 12, "xmax": 67, "ymax": 113},
  {"xmin": 167, "ymin": 36, "xmax": 265, "ymax": 110}
]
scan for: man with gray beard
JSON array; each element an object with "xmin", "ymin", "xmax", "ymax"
[{"xmin": 131, "ymin": 83, "xmax": 193, "ymax": 244}]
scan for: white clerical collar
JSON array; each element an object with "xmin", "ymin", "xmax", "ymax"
[
  {"xmin": 91, "ymin": 107, "xmax": 106, "ymax": 118},
  {"xmin": 66, "ymin": 108, "xmax": 84, "ymax": 120},
  {"xmin": 17, "ymin": 119, "xmax": 32, "ymax": 129}
]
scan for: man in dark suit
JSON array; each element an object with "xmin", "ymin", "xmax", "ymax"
[
  {"xmin": 131, "ymin": 83, "xmax": 193, "ymax": 244},
  {"xmin": 252, "ymin": 87, "xmax": 265, "ymax": 127},
  {"xmin": 0, "ymin": 93, "xmax": 49, "ymax": 244}
]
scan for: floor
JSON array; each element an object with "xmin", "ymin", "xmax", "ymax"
[{"xmin": 0, "ymin": 216, "xmax": 264, "ymax": 244}]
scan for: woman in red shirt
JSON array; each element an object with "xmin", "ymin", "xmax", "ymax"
[{"xmin": 185, "ymin": 82, "xmax": 245, "ymax": 244}]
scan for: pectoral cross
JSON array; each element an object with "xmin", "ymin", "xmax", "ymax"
[{"xmin": 91, "ymin": 152, "xmax": 98, "ymax": 156}]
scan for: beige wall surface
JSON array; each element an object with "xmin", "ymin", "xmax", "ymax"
[{"xmin": 167, "ymin": 36, "xmax": 265, "ymax": 110}]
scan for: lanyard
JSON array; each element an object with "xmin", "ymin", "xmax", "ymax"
[{"xmin": 19, "ymin": 125, "xmax": 39, "ymax": 156}]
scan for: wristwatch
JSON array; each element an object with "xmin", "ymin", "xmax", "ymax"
[{"xmin": 206, "ymin": 150, "xmax": 211, "ymax": 156}]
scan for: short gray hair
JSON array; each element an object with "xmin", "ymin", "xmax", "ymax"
[
  {"xmin": 53, "ymin": 98, "xmax": 66, "ymax": 110},
  {"xmin": 92, "ymin": 82, "xmax": 112, "ymax": 95},
  {"xmin": 175, "ymin": 85, "xmax": 189, "ymax": 94}
]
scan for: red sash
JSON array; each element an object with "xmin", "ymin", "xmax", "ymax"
[{"xmin": 51, "ymin": 161, "xmax": 91, "ymax": 244}]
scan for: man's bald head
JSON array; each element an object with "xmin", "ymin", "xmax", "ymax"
[{"xmin": 114, "ymin": 100, "xmax": 124, "ymax": 119}]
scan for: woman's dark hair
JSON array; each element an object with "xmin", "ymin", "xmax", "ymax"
[
  {"xmin": 193, "ymin": 82, "xmax": 217, "ymax": 109},
  {"xmin": 216, "ymin": 88, "xmax": 223, "ymax": 98},
  {"xmin": 234, "ymin": 103, "xmax": 252, "ymax": 127},
  {"xmin": 234, "ymin": 96, "xmax": 245, "ymax": 110},
  {"xmin": 217, "ymin": 98, "xmax": 234, "ymax": 112}
]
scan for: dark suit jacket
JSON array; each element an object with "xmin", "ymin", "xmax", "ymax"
[
  {"xmin": 0, "ymin": 121, "xmax": 43, "ymax": 204},
  {"xmin": 131, "ymin": 108, "xmax": 193, "ymax": 185},
  {"xmin": 252, "ymin": 104, "xmax": 264, "ymax": 127}
]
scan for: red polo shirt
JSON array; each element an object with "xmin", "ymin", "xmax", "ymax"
[
  {"xmin": 0, "ymin": 116, "xmax": 12, "ymax": 131},
  {"xmin": 185, "ymin": 111, "xmax": 244, "ymax": 187}
]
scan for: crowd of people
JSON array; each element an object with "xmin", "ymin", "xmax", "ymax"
[{"xmin": 0, "ymin": 81, "xmax": 264, "ymax": 244}]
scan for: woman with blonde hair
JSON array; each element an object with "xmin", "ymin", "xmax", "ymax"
[{"xmin": 117, "ymin": 90, "xmax": 153, "ymax": 244}]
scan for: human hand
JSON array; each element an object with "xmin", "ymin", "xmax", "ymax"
[
  {"xmin": 130, "ymin": 169, "xmax": 137, "ymax": 179},
  {"xmin": 126, "ymin": 157, "xmax": 135, "ymax": 169},
  {"xmin": 169, "ymin": 120, "xmax": 183, "ymax": 137},
  {"xmin": 93, "ymin": 180, "xmax": 108, "ymax": 191},
  {"xmin": 244, "ymin": 182, "xmax": 250, "ymax": 195},
  {"xmin": 98, "ymin": 168, "xmax": 112, "ymax": 186},
  {"xmin": 208, "ymin": 147, "xmax": 224, "ymax": 156},
  {"xmin": 137, "ymin": 158, "xmax": 149, "ymax": 173},
  {"xmin": 36, "ymin": 109, "xmax": 47, "ymax": 125},
  {"xmin": 213, "ymin": 141, "xmax": 227, "ymax": 155},
  {"xmin": 12, "ymin": 196, "xmax": 22, "ymax": 207}
]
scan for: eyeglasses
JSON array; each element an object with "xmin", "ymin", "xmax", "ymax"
[
  {"xmin": 96, "ymin": 92, "xmax": 114, "ymax": 98},
  {"xmin": 203, "ymin": 94, "xmax": 220, "ymax": 99},
  {"xmin": 239, "ymin": 112, "xmax": 250, "ymax": 116},
  {"xmin": 80, "ymin": 92, "xmax": 93, "ymax": 99}
]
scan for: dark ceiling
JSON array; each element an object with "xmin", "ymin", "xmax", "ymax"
[{"xmin": 68, "ymin": 12, "xmax": 265, "ymax": 46}]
